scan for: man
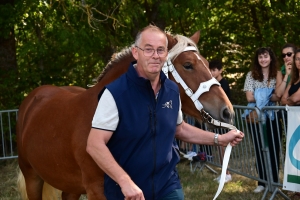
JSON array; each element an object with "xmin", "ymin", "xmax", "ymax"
[{"xmin": 86, "ymin": 25, "xmax": 244, "ymax": 200}]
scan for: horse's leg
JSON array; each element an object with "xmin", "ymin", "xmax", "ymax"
[
  {"xmin": 80, "ymin": 158, "xmax": 106, "ymax": 200},
  {"xmin": 61, "ymin": 192, "xmax": 81, "ymax": 200},
  {"xmin": 23, "ymin": 169, "xmax": 44, "ymax": 199}
]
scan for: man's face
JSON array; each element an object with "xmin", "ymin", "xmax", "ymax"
[{"xmin": 132, "ymin": 29, "xmax": 168, "ymax": 79}]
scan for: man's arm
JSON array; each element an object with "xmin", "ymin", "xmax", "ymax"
[
  {"xmin": 86, "ymin": 128, "xmax": 144, "ymax": 200},
  {"xmin": 175, "ymin": 121, "xmax": 244, "ymax": 147}
]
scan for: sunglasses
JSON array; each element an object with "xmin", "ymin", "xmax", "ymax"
[{"xmin": 282, "ymin": 52, "xmax": 293, "ymax": 58}]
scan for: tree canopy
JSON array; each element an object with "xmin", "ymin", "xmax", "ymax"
[{"xmin": 1, "ymin": 0, "xmax": 300, "ymax": 109}]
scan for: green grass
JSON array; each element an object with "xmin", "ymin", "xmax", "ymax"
[
  {"xmin": 0, "ymin": 159, "xmax": 296, "ymax": 200},
  {"xmin": 178, "ymin": 159, "xmax": 273, "ymax": 200}
]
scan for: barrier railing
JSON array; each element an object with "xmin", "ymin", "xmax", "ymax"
[
  {"xmin": 179, "ymin": 105, "xmax": 290, "ymax": 200},
  {"xmin": 0, "ymin": 109, "xmax": 18, "ymax": 160}
]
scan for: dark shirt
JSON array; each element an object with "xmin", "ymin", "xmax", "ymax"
[
  {"xmin": 219, "ymin": 78, "xmax": 231, "ymax": 100},
  {"xmin": 288, "ymin": 82, "xmax": 300, "ymax": 106}
]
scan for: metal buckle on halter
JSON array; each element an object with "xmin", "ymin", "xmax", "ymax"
[
  {"xmin": 200, "ymin": 109, "xmax": 213, "ymax": 123},
  {"xmin": 185, "ymin": 88, "xmax": 193, "ymax": 97},
  {"xmin": 162, "ymin": 62, "xmax": 168, "ymax": 74}
]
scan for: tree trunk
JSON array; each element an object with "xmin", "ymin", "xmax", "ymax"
[{"xmin": 0, "ymin": 0, "xmax": 17, "ymax": 71}]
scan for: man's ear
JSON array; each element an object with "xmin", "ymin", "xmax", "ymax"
[{"xmin": 132, "ymin": 46, "xmax": 138, "ymax": 60}]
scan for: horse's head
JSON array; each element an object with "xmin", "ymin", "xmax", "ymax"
[{"xmin": 165, "ymin": 31, "xmax": 234, "ymax": 128}]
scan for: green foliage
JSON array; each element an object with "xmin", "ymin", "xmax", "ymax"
[{"xmin": 1, "ymin": 0, "xmax": 300, "ymax": 109}]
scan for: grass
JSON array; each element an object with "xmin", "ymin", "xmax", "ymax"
[
  {"xmin": 0, "ymin": 159, "xmax": 20, "ymax": 200},
  {"xmin": 0, "ymin": 159, "xmax": 297, "ymax": 200}
]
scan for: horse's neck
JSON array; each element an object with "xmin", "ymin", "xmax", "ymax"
[{"xmin": 83, "ymin": 53, "xmax": 135, "ymax": 101}]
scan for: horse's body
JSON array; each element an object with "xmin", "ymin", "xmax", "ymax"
[{"xmin": 17, "ymin": 31, "xmax": 234, "ymax": 199}]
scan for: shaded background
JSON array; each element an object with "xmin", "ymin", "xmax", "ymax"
[{"xmin": 1, "ymin": 0, "xmax": 299, "ymax": 109}]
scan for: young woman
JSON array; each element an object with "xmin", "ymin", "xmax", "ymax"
[
  {"xmin": 281, "ymin": 48, "xmax": 300, "ymax": 106},
  {"xmin": 243, "ymin": 47, "xmax": 281, "ymax": 193},
  {"xmin": 275, "ymin": 43, "xmax": 297, "ymax": 101}
]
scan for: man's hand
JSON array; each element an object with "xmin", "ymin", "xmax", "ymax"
[
  {"xmin": 219, "ymin": 130, "xmax": 244, "ymax": 147},
  {"xmin": 120, "ymin": 179, "xmax": 145, "ymax": 200}
]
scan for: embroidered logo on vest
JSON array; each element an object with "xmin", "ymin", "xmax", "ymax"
[{"xmin": 162, "ymin": 100, "xmax": 172, "ymax": 109}]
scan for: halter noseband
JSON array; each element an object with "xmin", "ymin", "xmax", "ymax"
[{"xmin": 162, "ymin": 46, "xmax": 236, "ymax": 129}]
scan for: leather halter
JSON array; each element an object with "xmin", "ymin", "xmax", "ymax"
[{"xmin": 162, "ymin": 46, "xmax": 236, "ymax": 129}]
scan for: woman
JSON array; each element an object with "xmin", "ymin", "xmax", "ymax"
[
  {"xmin": 243, "ymin": 47, "xmax": 281, "ymax": 193},
  {"xmin": 281, "ymin": 48, "xmax": 300, "ymax": 105},
  {"xmin": 275, "ymin": 43, "xmax": 297, "ymax": 100}
]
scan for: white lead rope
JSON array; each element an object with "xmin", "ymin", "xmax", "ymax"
[{"xmin": 213, "ymin": 127, "xmax": 240, "ymax": 200}]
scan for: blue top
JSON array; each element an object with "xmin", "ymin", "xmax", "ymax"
[
  {"xmin": 242, "ymin": 88, "xmax": 275, "ymax": 120},
  {"xmin": 104, "ymin": 62, "xmax": 182, "ymax": 199}
]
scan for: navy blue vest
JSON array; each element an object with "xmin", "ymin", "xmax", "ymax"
[{"xmin": 104, "ymin": 62, "xmax": 181, "ymax": 199}]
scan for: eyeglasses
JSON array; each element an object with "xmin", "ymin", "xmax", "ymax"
[
  {"xmin": 135, "ymin": 46, "xmax": 167, "ymax": 57},
  {"xmin": 295, "ymin": 58, "xmax": 300, "ymax": 62},
  {"xmin": 281, "ymin": 52, "xmax": 293, "ymax": 58}
]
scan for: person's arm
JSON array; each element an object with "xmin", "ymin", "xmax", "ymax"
[
  {"xmin": 175, "ymin": 121, "xmax": 244, "ymax": 147},
  {"xmin": 281, "ymin": 84, "xmax": 291, "ymax": 105},
  {"xmin": 288, "ymin": 87, "xmax": 300, "ymax": 105},
  {"xmin": 245, "ymin": 91, "xmax": 255, "ymax": 103},
  {"xmin": 87, "ymin": 129, "xmax": 144, "ymax": 200},
  {"xmin": 244, "ymin": 72, "xmax": 255, "ymax": 103},
  {"xmin": 275, "ymin": 71, "xmax": 289, "ymax": 98},
  {"xmin": 270, "ymin": 92, "xmax": 280, "ymax": 102}
]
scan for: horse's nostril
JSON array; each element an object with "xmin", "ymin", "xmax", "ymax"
[{"xmin": 221, "ymin": 106, "xmax": 231, "ymax": 121}]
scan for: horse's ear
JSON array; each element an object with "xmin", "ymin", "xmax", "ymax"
[
  {"xmin": 166, "ymin": 33, "xmax": 176, "ymax": 50},
  {"xmin": 190, "ymin": 30, "xmax": 201, "ymax": 44}
]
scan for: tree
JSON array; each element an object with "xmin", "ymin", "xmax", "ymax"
[{"xmin": 1, "ymin": 0, "xmax": 300, "ymax": 109}]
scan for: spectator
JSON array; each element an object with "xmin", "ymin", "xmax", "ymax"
[
  {"xmin": 275, "ymin": 43, "xmax": 297, "ymax": 101},
  {"xmin": 86, "ymin": 25, "xmax": 244, "ymax": 200},
  {"xmin": 243, "ymin": 47, "xmax": 281, "ymax": 193},
  {"xmin": 209, "ymin": 59, "xmax": 232, "ymax": 183},
  {"xmin": 209, "ymin": 59, "xmax": 231, "ymax": 100},
  {"xmin": 281, "ymin": 48, "xmax": 300, "ymax": 106}
]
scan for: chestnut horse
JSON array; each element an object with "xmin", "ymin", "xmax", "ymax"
[{"xmin": 17, "ymin": 30, "xmax": 234, "ymax": 199}]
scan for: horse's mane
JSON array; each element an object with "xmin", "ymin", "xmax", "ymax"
[
  {"xmin": 96, "ymin": 45, "xmax": 134, "ymax": 82},
  {"xmin": 96, "ymin": 33, "xmax": 199, "ymax": 83}
]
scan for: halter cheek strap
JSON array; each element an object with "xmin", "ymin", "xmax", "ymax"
[{"xmin": 163, "ymin": 45, "xmax": 241, "ymax": 200}]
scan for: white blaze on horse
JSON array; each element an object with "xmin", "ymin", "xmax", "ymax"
[{"xmin": 16, "ymin": 30, "xmax": 234, "ymax": 200}]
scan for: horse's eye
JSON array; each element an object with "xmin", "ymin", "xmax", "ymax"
[{"xmin": 183, "ymin": 63, "xmax": 193, "ymax": 70}]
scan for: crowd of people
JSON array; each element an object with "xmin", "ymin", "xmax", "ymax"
[
  {"xmin": 180, "ymin": 43, "xmax": 300, "ymax": 194},
  {"xmin": 243, "ymin": 44, "xmax": 300, "ymax": 193}
]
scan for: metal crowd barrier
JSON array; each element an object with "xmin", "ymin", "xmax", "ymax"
[
  {"xmin": 0, "ymin": 109, "xmax": 18, "ymax": 160},
  {"xmin": 179, "ymin": 105, "xmax": 290, "ymax": 200}
]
